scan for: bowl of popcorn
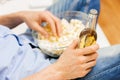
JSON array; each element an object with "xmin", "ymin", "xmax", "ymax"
[{"xmin": 33, "ymin": 11, "xmax": 89, "ymax": 57}]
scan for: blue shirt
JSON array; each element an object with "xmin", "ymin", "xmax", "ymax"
[{"xmin": 0, "ymin": 25, "xmax": 52, "ymax": 80}]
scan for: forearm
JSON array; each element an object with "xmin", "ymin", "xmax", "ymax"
[
  {"xmin": 0, "ymin": 12, "xmax": 23, "ymax": 29},
  {"xmin": 22, "ymin": 64, "xmax": 65, "ymax": 80}
]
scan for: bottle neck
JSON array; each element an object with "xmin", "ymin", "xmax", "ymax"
[
  {"xmin": 87, "ymin": 9, "xmax": 98, "ymax": 30},
  {"xmin": 90, "ymin": 14, "xmax": 97, "ymax": 30}
]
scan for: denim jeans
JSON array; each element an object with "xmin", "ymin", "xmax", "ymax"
[
  {"xmin": 78, "ymin": 45, "xmax": 120, "ymax": 80},
  {"xmin": 47, "ymin": 0, "xmax": 120, "ymax": 80},
  {"xmin": 47, "ymin": 0, "xmax": 100, "ymax": 16}
]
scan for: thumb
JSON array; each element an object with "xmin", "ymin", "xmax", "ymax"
[{"xmin": 68, "ymin": 39, "xmax": 79, "ymax": 49}]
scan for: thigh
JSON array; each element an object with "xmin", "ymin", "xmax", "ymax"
[
  {"xmin": 88, "ymin": 0, "xmax": 100, "ymax": 14},
  {"xmin": 47, "ymin": 0, "xmax": 79, "ymax": 16},
  {"xmin": 77, "ymin": 44, "xmax": 120, "ymax": 80}
]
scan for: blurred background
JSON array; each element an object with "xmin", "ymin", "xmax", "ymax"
[{"xmin": 98, "ymin": 0, "xmax": 120, "ymax": 45}]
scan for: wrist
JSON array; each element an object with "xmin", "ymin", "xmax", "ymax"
[
  {"xmin": 49, "ymin": 64, "xmax": 65, "ymax": 80},
  {"xmin": 17, "ymin": 11, "xmax": 29, "ymax": 22},
  {"xmin": 23, "ymin": 64, "xmax": 65, "ymax": 80},
  {"xmin": 39, "ymin": 64, "xmax": 65, "ymax": 80},
  {"xmin": 17, "ymin": 11, "xmax": 26, "ymax": 21}
]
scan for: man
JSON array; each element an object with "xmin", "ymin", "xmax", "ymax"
[{"xmin": 0, "ymin": 0, "xmax": 120, "ymax": 80}]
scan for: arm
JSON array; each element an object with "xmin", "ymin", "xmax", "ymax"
[
  {"xmin": 0, "ymin": 12, "xmax": 23, "ymax": 29},
  {"xmin": 23, "ymin": 64, "xmax": 64, "ymax": 80},
  {"xmin": 0, "ymin": 11, "xmax": 62, "ymax": 37}
]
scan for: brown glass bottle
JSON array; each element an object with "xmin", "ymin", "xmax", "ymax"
[{"xmin": 78, "ymin": 9, "xmax": 98, "ymax": 48}]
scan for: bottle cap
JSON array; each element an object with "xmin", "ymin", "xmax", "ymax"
[{"xmin": 90, "ymin": 9, "xmax": 98, "ymax": 15}]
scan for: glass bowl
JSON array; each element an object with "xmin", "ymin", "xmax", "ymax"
[{"xmin": 32, "ymin": 11, "xmax": 89, "ymax": 57}]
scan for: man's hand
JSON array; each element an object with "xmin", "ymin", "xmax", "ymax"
[
  {"xmin": 53, "ymin": 40, "xmax": 99, "ymax": 79},
  {"xmin": 0, "ymin": 11, "xmax": 62, "ymax": 37},
  {"xmin": 19, "ymin": 11, "xmax": 62, "ymax": 37},
  {"xmin": 23, "ymin": 40, "xmax": 99, "ymax": 80}
]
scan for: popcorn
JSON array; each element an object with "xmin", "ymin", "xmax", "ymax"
[{"xmin": 37, "ymin": 19, "xmax": 85, "ymax": 55}]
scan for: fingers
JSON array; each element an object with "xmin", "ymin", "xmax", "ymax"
[
  {"xmin": 45, "ymin": 11, "xmax": 62, "ymax": 36},
  {"xmin": 43, "ymin": 11, "xmax": 62, "ymax": 37},
  {"xmin": 79, "ymin": 52, "xmax": 98, "ymax": 64},
  {"xmin": 84, "ymin": 52, "xmax": 98, "ymax": 63},
  {"xmin": 75, "ymin": 44, "xmax": 99, "ymax": 55},
  {"xmin": 80, "ymin": 53, "xmax": 97, "ymax": 70},
  {"xmin": 81, "ymin": 69, "xmax": 92, "ymax": 77},
  {"xmin": 29, "ymin": 22, "xmax": 49, "ymax": 38},
  {"xmin": 68, "ymin": 39, "xmax": 79, "ymax": 49},
  {"xmin": 43, "ymin": 14, "xmax": 57, "ymax": 36},
  {"xmin": 83, "ymin": 60, "xmax": 97, "ymax": 70}
]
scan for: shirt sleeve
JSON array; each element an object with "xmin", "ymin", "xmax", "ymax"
[{"xmin": 0, "ymin": 25, "xmax": 51, "ymax": 80}]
